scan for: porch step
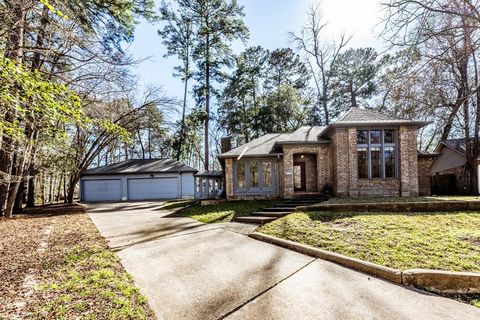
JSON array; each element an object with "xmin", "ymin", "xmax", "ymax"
[
  {"xmin": 263, "ymin": 207, "xmax": 296, "ymax": 212},
  {"xmin": 274, "ymin": 203, "xmax": 298, "ymax": 208},
  {"xmin": 251, "ymin": 211, "xmax": 291, "ymax": 217},
  {"xmin": 233, "ymin": 216, "xmax": 277, "ymax": 225}
]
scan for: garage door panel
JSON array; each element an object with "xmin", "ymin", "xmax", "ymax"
[
  {"xmin": 83, "ymin": 179, "xmax": 122, "ymax": 202},
  {"xmin": 128, "ymin": 178, "xmax": 178, "ymax": 200}
]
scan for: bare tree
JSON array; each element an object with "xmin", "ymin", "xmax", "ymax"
[{"xmin": 289, "ymin": 3, "xmax": 350, "ymax": 125}]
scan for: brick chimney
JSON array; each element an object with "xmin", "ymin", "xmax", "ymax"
[{"xmin": 221, "ymin": 137, "xmax": 232, "ymax": 154}]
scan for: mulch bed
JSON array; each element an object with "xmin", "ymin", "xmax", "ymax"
[{"xmin": 0, "ymin": 204, "xmax": 154, "ymax": 319}]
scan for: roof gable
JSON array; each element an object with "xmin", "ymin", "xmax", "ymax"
[{"xmin": 336, "ymin": 107, "xmax": 402, "ymax": 123}]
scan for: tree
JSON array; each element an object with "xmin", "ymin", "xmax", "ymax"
[
  {"xmin": 0, "ymin": 53, "xmax": 85, "ymax": 217},
  {"xmin": 218, "ymin": 46, "xmax": 269, "ymax": 142},
  {"xmin": 289, "ymin": 3, "xmax": 350, "ymax": 125},
  {"xmin": 158, "ymin": 1, "xmax": 194, "ymax": 161},
  {"xmin": 177, "ymin": 0, "xmax": 248, "ymax": 170},
  {"xmin": 382, "ymin": 0, "xmax": 480, "ymax": 194},
  {"xmin": 329, "ymin": 48, "xmax": 383, "ymax": 116}
]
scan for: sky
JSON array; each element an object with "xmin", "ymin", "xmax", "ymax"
[{"xmin": 128, "ymin": 0, "xmax": 385, "ymax": 113}]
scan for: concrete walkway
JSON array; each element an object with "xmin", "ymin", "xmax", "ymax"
[{"xmin": 86, "ymin": 202, "xmax": 480, "ymax": 320}]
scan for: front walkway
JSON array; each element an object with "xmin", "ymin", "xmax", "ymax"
[{"xmin": 86, "ymin": 202, "xmax": 480, "ymax": 320}]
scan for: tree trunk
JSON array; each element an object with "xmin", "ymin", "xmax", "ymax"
[
  {"xmin": 0, "ymin": 2, "xmax": 25, "ymax": 216},
  {"xmin": 204, "ymin": 33, "xmax": 210, "ymax": 170},
  {"xmin": 27, "ymin": 168, "xmax": 35, "ymax": 207}
]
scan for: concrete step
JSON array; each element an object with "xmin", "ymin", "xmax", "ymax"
[
  {"xmin": 274, "ymin": 203, "xmax": 298, "ymax": 208},
  {"xmin": 233, "ymin": 216, "xmax": 277, "ymax": 225},
  {"xmin": 251, "ymin": 211, "xmax": 291, "ymax": 217},
  {"xmin": 263, "ymin": 207, "xmax": 296, "ymax": 212}
]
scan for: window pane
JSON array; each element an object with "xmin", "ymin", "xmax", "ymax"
[
  {"xmin": 237, "ymin": 162, "xmax": 245, "ymax": 188},
  {"xmin": 357, "ymin": 147, "xmax": 368, "ymax": 178},
  {"xmin": 385, "ymin": 146, "xmax": 396, "ymax": 178},
  {"xmin": 370, "ymin": 130, "xmax": 381, "ymax": 144},
  {"xmin": 384, "ymin": 129, "xmax": 395, "ymax": 144},
  {"xmin": 371, "ymin": 147, "xmax": 381, "ymax": 178},
  {"xmin": 263, "ymin": 162, "xmax": 272, "ymax": 188},
  {"xmin": 357, "ymin": 130, "xmax": 368, "ymax": 144},
  {"xmin": 250, "ymin": 162, "xmax": 259, "ymax": 188}
]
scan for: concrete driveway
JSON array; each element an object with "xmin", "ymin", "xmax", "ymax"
[{"xmin": 86, "ymin": 202, "xmax": 480, "ymax": 320}]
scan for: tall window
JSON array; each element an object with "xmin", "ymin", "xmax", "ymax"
[
  {"xmin": 237, "ymin": 162, "xmax": 246, "ymax": 188},
  {"xmin": 357, "ymin": 129, "xmax": 397, "ymax": 179},
  {"xmin": 235, "ymin": 160, "xmax": 274, "ymax": 193},
  {"xmin": 250, "ymin": 162, "xmax": 259, "ymax": 187}
]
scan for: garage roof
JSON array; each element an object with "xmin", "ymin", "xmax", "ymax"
[{"xmin": 81, "ymin": 159, "xmax": 198, "ymax": 176}]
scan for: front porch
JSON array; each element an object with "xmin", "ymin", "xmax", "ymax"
[{"xmin": 282, "ymin": 145, "xmax": 331, "ymax": 198}]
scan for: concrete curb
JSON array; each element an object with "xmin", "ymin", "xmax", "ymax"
[
  {"xmin": 403, "ymin": 269, "xmax": 480, "ymax": 293},
  {"xmin": 250, "ymin": 232, "xmax": 480, "ymax": 294},
  {"xmin": 250, "ymin": 232, "xmax": 403, "ymax": 284},
  {"xmin": 297, "ymin": 200, "xmax": 480, "ymax": 213}
]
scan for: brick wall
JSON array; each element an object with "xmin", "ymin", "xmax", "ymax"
[
  {"xmin": 283, "ymin": 144, "xmax": 332, "ymax": 198},
  {"xmin": 331, "ymin": 125, "xmax": 420, "ymax": 197},
  {"xmin": 418, "ymin": 157, "xmax": 434, "ymax": 196},
  {"xmin": 399, "ymin": 126, "xmax": 419, "ymax": 197},
  {"xmin": 330, "ymin": 127, "xmax": 358, "ymax": 196}
]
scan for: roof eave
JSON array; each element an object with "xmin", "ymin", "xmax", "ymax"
[{"xmin": 217, "ymin": 153, "xmax": 283, "ymax": 159}]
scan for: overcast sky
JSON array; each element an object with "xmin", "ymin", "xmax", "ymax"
[{"xmin": 128, "ymin": 0, "xmax": 385, "ymax": 114}]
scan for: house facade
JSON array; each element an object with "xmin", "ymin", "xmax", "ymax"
[
  {"xmin": 431, "ymin": 138, "xmax": 480, "ymax": 194},
  {"xmin": 218, "ymin": 107, "xmax": 431, "ymax": 199}
]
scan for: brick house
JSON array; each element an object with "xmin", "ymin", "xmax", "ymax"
[{"xmin": 218, "ymin": 107, "xmax": 432, "ymax": 199}]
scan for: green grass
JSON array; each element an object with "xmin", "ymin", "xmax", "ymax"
[
  {"xmin": 35, "ymin": 245, "xmax": 151, "ymax": 319},
  {"xmin": 175, "ymin": 200, "xmax": 274, "ymax": 223},
  {"xmin": 323, "ymin": 196, "xmax": 480, "ymax": 204},
  {"xmin": 257, "ymin": 211, "xmax": 480, "ymax": 272}
]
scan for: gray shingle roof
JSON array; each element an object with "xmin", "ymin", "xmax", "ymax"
[
  {"xmin": 81, "ymin": 159, "xmax": 197, "ymax": 175},
  {"xmin": 218, "ymin": 133, "xmax": 290, "ymax": 158},
  {"xmin": 334, "ymin": 107, "xmax": 431, "ymax": 126},
  {"xmin": 440, "ymin": 138, "xmax": 480, "ymax": 159},
  {"xmin": 279, "ymin": 126, "xmax": 328, "ymax": 143}
]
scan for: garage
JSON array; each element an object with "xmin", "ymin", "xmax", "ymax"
[
  {"xmin": 127, "ymin": 177, "xmax": 178, "ymax": 200},
  {"xmin": 83, "ymin": 179, "xmax": 122, "ymax": 202},
  {"xmin": 80, "ymin": 159, "xmax": 197, "ymax": 202}
]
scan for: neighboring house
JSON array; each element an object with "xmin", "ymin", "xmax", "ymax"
[
  {"xmin": 431, "ymin": 138, "xmax": 480, "ymax": 194},
  {"xmin": 218, "ymin": 107, "xmax": 431, "ymax": 199},
  {"xmin": 80, "ymin": 159, "xmax": 197, "ymax": 202}
]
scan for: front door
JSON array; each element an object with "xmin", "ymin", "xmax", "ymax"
[{"xmin": 293, "ymin": 162, "xmax": 306, "ymax": 192}]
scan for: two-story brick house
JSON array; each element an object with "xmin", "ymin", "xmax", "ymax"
[{"xmin": 218, "ymin": 107, "xmax": 431, "ymax": 199}]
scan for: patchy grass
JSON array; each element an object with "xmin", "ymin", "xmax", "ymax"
[
  {"xmin": 258, "ymin": 211, "xmax": 480, "ymax": 272},
  {"xmin": 323, "ymin": 196, "xmax": 480, "ymax": 204},
  {"xmin": 175, "ymin": 200, "xmax": 274, "ymax": 223},
  {"xmin": 0, "ymin": 205, "xmax": 154, "ymax": 319},
  {"xmin": 472, "ymin": 299, "xmax": 480, "ymax": 308}
]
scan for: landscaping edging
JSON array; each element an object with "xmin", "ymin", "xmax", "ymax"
[
  {"xmin": 298, "ymin": 200, "xmax": 480, "ymax": 212},
  {"xmin": 250, "ymin": 232, "xmax": 402, "ymax": 284},
  {"xmin": 250, "ymin": 232, "xmax": 480, "ymax": 294}
]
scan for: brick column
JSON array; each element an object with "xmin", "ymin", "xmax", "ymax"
[
  {"xmin": 225, "ymin": 158, "xmax": 234, "ymax": 199},
  {"xmin": 398, "ymin": 126, "xmax": 410, "ymax": 197},
  {"xmin": 347, "ymin": 127, "xmax": 359, "ymax": 197},
  {"xmin": 283, "ymin": 148, "xmax": 294, "ymax": 198},
  {"xmin": 332, "ymin": 128, "xmax": 350, "ymax": 196}
]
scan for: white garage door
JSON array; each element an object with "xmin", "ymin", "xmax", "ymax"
[
  {"xmin": 127, "ymin": 177, "xmax": 178, "ymax": 200},
  {"xmin": 83, "ymin": 179, "xmax": 122, "ymax": 202}
]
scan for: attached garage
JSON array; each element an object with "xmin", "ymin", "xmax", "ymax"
[{"xmin": 80, "ymin": 159, "xmax": 197, "ymax": 202}]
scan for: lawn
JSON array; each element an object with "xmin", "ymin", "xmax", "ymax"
[
  {"xmin": 174, "ymin": 200, "xmax": 274, "ymax": 223},
  {"xmin": 323, "ymin": 196, "xmax": 480, "ymax": 204},
  {"xmin": 0, "ymin": 205, "xmax": 154, "ymax": 319},
  {"xmin": 257, "ymin": 211, "xmax": 480, "ymax": 273}
]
